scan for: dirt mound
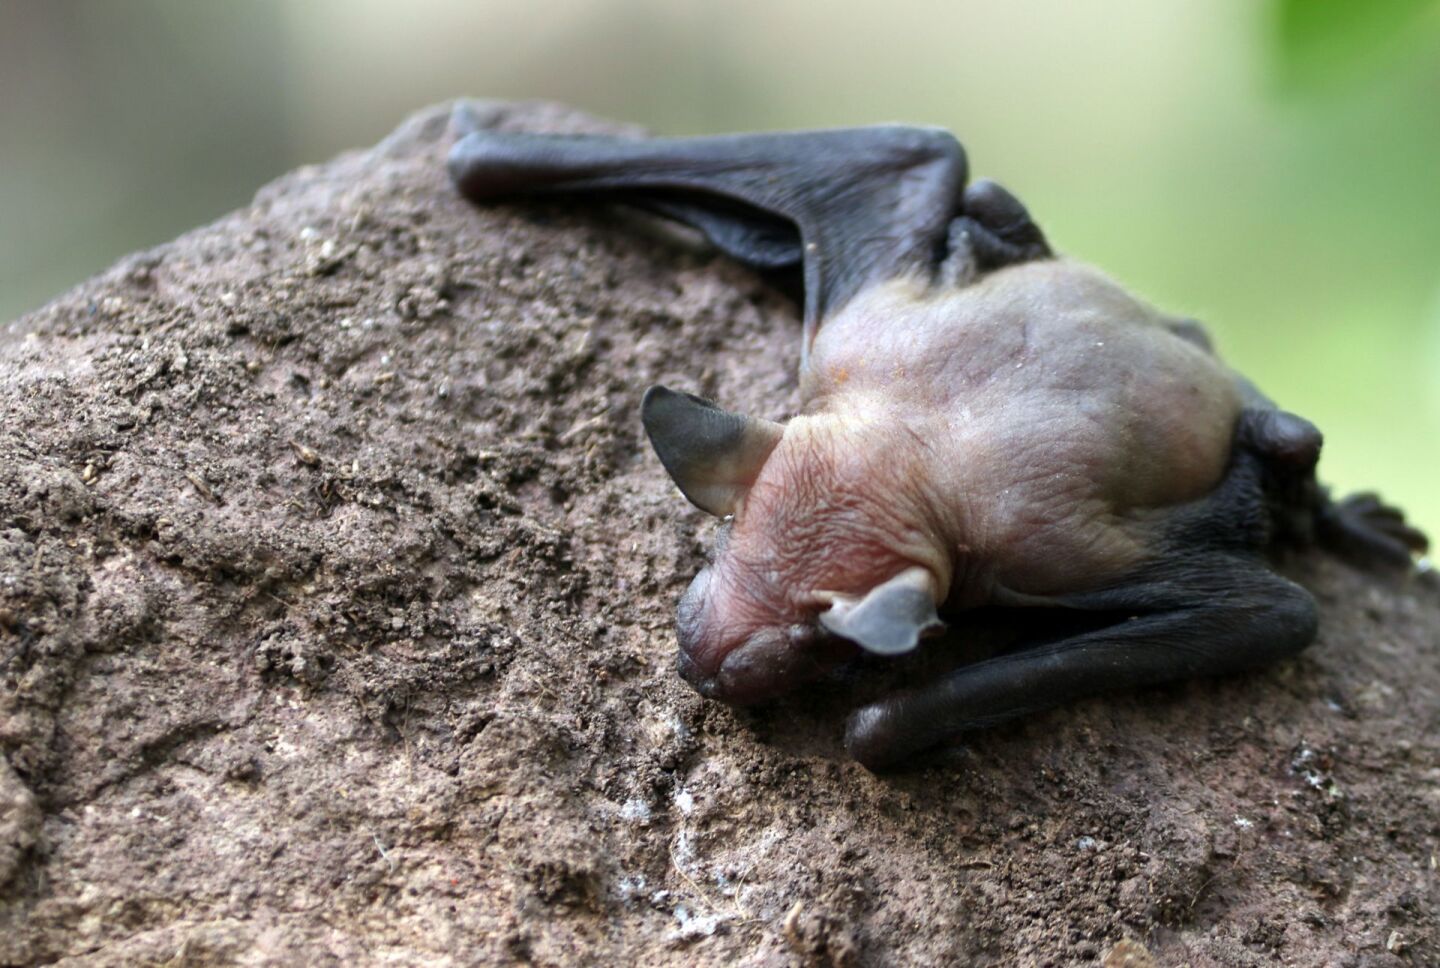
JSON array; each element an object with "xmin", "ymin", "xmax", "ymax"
[{"xmin": 2, "ymin": 102, "xmax": 1436, "ymax": 966}]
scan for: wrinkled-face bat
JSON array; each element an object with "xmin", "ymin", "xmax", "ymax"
[{"xmin": 448, "ymin": 106, "xmax": 1427, "ymax": 769}]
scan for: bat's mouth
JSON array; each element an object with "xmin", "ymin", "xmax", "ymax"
[
  {"xmin": 679, "ymin": 626, "xmax": 792, "ymax": 704},
  {"xmin": 677, "ymin": 621, "xmax": 857, "ymax": 705}
]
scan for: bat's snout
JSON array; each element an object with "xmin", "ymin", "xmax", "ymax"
[
  {"xmin": 673, "ymin": 567, "xmax": 794, "ymax": 703},
  {"xmin": 673, "ymin": 535, "xmax": 870, "ymax": 701},
  {"xmin": 675, "ymin": 573, "xmax": 856, "ymax": 704},
  {"xmin": 677, "ymin": 626, "xmax": 810, "ymax": 705}
]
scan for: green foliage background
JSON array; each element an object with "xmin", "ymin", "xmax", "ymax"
[{"xmin": 3, "ymin": 0, "xmax": 1436, "ymax": 539}]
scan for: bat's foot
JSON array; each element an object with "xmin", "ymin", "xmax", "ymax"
[{"xmin": 1317, "ymin": 492, "xmax": 1428, "ymax": 571}]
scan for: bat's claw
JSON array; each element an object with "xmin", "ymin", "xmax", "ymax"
[
  {"xmin": 449, "ymin": 100, "xmax": 508, "ymax": 139},
  {"xmin": 1318, "ymin": 491, "xmax": 1429, "ymax": 571}
]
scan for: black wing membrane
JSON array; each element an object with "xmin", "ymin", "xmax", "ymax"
[{"xmin": 448, "ymin": 124, "xmax": 970, "ymax": 353}]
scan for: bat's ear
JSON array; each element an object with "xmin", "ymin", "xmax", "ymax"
[
  {"xmin": 818, "ymin": 567, "xmax": 944, "ymax": 656},
  {"xmin": 641, "ymin": 386, "xmax": 783, "ymax": 517}
]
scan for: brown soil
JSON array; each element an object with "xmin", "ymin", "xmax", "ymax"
[{"xmin": 1, "ymin": 101, "xmax": 1437, "ymax": 967}]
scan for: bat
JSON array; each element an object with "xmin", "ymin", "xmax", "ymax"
[{"xmin": 447, "ymin": 106, "xmax": 1428, "ymax": 769}]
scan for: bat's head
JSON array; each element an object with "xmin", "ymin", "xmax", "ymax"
[{"xmin": 642, "ymin": 386, "xmax": 947, "ymax": 704}]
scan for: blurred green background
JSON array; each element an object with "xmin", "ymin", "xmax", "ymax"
[{"xmin": 3, "ymin": 0, "xmax": 1437, "ymax": 539}]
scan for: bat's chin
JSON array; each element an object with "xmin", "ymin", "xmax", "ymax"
[{"xmin": 677, "ymin": 624, "xmax": 854, "ymax": 705}]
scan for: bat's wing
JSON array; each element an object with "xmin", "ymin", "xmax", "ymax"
[{"xmin": 449, "ymin": 115, "xmax": 1045, "ymax": 354}]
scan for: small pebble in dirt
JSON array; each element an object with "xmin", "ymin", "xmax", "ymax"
[
  {"xmin": 1102, "ymin": 938, "xmax": 1157, "ymax": 968},
  {"xmin": 289, "ymin": 440, "xmax": 320, "ymax": 466},
  {"xmin": 782, "ymin": 901, "xmax": 860, "ymax": 968}
]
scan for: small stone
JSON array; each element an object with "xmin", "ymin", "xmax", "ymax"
[
  {"xmin": 1103, "ymin": 938, "xmax": 1157, "ymax": 968},
  {"xmin": 290, "ymin": 441, "xmax": 320, "ymax": 466}
]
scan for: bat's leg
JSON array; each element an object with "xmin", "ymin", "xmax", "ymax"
[{"xmin": 844, "ymin": 554, "xmax": 1318, "ymax": 770}]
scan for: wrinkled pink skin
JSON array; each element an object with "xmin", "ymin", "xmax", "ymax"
[{"xmin": 678, "ymin": 259, "xmax": 1243, "ymax": 703}]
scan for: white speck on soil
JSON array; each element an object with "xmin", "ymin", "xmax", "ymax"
[
  {"xmin": 619, "ymin": 798, "xmax": 652, "ymax": 824},
  {"xmin": 673, "ymin": 787, "xmax": 695, "ymax": 815}
]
